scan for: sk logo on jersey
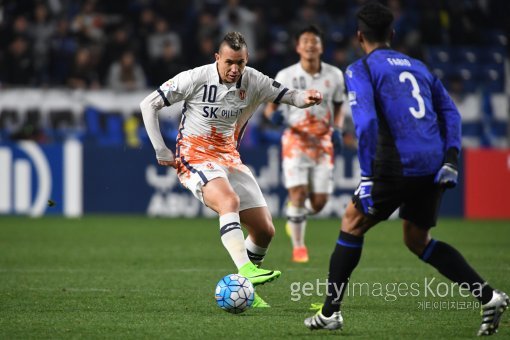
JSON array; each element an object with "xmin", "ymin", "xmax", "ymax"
[
  {"xmin": 206, "ymin": 162, "xmax": 215, "ymax": 170},
  {"xmin": 238, "ymin": 89, "xmax": 246, "ymax": 101}
]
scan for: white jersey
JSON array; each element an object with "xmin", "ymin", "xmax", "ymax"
[
  {"xmin": 276, "ymin": 62, "xmax": 345, "ymax": 136},
  {"xmin": 275, "ymin": 62, "xmax": 345, "ymax": 167},
  {"xmin": 152, "ymin": 62, "xmax": 290, "ymax": 178}
]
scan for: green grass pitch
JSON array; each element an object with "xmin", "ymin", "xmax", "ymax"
[{"xmin": 0, "ymin": 216, "xmax": 509, "ymax": 339}]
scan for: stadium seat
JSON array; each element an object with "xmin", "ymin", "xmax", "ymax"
[
  {"xmin": 426, "ymin": 46, "xmax": 453, "ymax": 64},
  {"xmin": 456, "ymin": 47, "xmax": 483, "ymax": 64},
  {"xmin": 480, "ymin": 64, "xmax": 505, "ymax": 93}
]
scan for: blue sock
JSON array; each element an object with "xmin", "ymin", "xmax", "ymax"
[
  {"xmin": 420, "ymin": 239, "xmax": 494, "ymax": 304},
  {"xmin": 322, "ymin": 231, "xmax": 364, "ymax": 317}
]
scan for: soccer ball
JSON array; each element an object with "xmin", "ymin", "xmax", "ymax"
[{"xmin": 215, "ymin": 274, "xmax": 254, "ymax": 314}]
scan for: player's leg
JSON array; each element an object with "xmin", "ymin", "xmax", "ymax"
[
  {"xmin": 308, "ymin": 193, "xmax": 329, "ymax": 213},
  {"xmin": 202, "ymin": 176, "xmax": 252, "ymax": 270},
  {"xmin": 403, "ymin": 220, "xmax": 509, "ymax": 336},
  {"xmin": 240, "ymin": 206, "xmax": 274, "ymax": 265},
  {"xmin": 401, "ymin": 177, "xmax": 508, "ymax": 336},
  {"xmin": 307, "ymin": 157, "xmax": 334, "ymax": 215},
  {"xmin": 228, "ymin": 166, "xmax": 281, "ymax": 287},
  {"xmin": 305, "ymin": 201, "xmax": 378, "ymax": 330},
  {"xmin": 240, "ymin": 206, "xmax": 277, "ymax": 307},
  {"xmin": 287, "ymin": 185, "xmax": 309, "ymax": 262},
  {"xmin": 179, "ymin": 163, "xmax": 253, "ymax": 271},
  {"xmin": 403, "ymin": 219, "xmax": 495, "ymax": 300},
  {"xmin": 305, "ymin": 177, "xmax": 400, "ymax": 330}
]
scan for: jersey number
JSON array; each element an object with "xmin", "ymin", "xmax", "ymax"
[
  {"xmin": 202, "ymin": 85, "xmax": 217, "ymax": 103},
  {"xmin": 398, "ymin": 71, "xmax": 425, "ymax": 119}
]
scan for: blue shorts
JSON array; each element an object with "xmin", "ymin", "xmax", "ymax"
[{"xmin": 353, "ymin": 175, "xmax": 444, "ymax": 228}]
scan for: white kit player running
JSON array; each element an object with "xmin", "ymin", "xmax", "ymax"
[
  {"xmin": 264, "ymin": 25, "xmax": 345, "ymax": 263},
  {"xmin": 140, "ymin": 32, "xmax": 323, "ymax": 307}
]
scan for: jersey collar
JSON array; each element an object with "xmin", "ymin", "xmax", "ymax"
[{"xmin": 299, "ymin": 61, "xmax": 323, "ymax": 79}]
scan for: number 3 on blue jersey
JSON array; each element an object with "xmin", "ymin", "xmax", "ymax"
[{"xmin": 399, "ymin": 71, "xmax": 425, "ymax": 119}]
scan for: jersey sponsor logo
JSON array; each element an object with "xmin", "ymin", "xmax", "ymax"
[
  {"xmin": 202, "ymin": 106, "xmax": 219, "ymax": 118},
  {"xmin": 346, "ymin": 68, "xmax": 353, "ymax": 78},
  {"xmin": 272, "ymin": 80, "xmax": 281, "ymax": 88},
  {"xmin": 325, "ymin": 80, "xmax": 331, "ymax": 88},
  {"xmin": 202, "ymin": 106, "xmax": 243, "ymax": 118}
]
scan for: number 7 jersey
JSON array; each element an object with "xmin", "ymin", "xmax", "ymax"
[{"xmin": 345, "ymin": 47, "xmax": 461, "ymax": 178}]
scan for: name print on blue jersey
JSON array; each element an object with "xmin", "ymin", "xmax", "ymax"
[{"xmin": 386, "ymin": 57, "xmax": 411, "ymax": 66}]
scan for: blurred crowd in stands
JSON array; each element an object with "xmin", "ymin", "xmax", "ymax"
[
  {"xmin": 0, "ymin": 0, "xmax": 508, "ymax": 148},
  {"xmin": 0, "ymin": 0, "xmax": 508, "ymax": 91}
]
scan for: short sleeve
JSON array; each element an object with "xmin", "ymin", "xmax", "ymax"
[
  {"xmin": 157, "ymin": 70, "xmax": 194, "ymax": 106},
  {"xmin": 333, "ymin": 68, "xmax": 346, "ymax": 104},
  {"xmin": 251, "ymin": 69, "xmax": 289, "ymax": 104}
]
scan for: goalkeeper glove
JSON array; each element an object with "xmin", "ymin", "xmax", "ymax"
[
  {"xmin": 331, "ymin": 127, "xmax": 343, "ymax": 154},
  {"xmin": 269, "ymin": 110, "xmax": 284, "ymax": 126},
  {"xmin": 434, "ymin": 163, "xmax": 458, "ymax": 188},
  {"xmin": 355, "ymin": 177, "xmax": 374, "ymax": 215},
  {"xmin": 434, "ymin": 147, "xmax": 459, "ymax": 189}
]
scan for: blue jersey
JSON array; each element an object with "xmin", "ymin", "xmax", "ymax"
[{"xmin": 345, "ymin": 48, "xmax": 461, "ymax": 178}]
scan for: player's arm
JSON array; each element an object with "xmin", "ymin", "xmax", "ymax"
[
  {"xmin": 139, "ymin": 72, "xmax": 192, "ymax": 168},
  {"xmin": 431, "ymin": 75, "xmax": 462, "ymax": 160},
  {"xmin": 331, "ymin": 101, "xmax": 345, "ymax": 152},
  {"xmin": 333, "ymin": 69, "xmax": 347, "ymax": 131},
  {"xmin": 139, "ymin": 90, "xmax": 177, "ymax": 168},
  {"xmin": 431, "ymin": 75, "xmax": 462, "ymax": 187},
  {"xmin": 333, "ymin": 102, "xmax": 344, "ymax": 130},
  {"xmin": 254, "ymin": 69, "xmax": 322, "ymax": 109},
  {"xmin": 345, "ymin": 64, "xmax": 378, "ymax": 178},
  {"xmin": 280, "ymin": 89, "xmax": 323, "ymax": 108}
]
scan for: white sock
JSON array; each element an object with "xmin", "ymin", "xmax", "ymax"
[
  {"xmin": 245, "ymin": 236, "xmax": 268, "ymax": 266},
  {"xmin": 286, "ymin": 204, "xmax": 307, "ymax": 248},
  {"xmin": 219, "ymin": 212, "xmax": 250, "ymax": 269}
]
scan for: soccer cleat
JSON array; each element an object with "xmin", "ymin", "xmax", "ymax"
[
  {"xmin": 309, "ymin": 302, "xmax": 323, "ymax": 311},
  {"xmin": 252, "ymin": 292, "xmax": 270, "ymax": 308},
  {"xmin": 304, "ymin": 308, "xmax": 343, "ymax": 331},
  {"xmin": 238, "ymin": 262, "xmax": 281, "ymax": 286},
  {"xmin": 292, "ymin": 246, "xmax": 309, "ymax": 263},
  {"xmin": 477, "ymin": 290, "xmax": 509, "ymax": 336}
]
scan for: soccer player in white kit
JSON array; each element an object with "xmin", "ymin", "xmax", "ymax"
[
  {"xmin": 264, "ymin": 25, "xmax": 346, "ymax": 263},
  {"xmin": 140, "ymin": 32, "xmax": 323, "ymax": 307}
]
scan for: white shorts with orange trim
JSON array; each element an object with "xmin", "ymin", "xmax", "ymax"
[
  {"xmin": 283, "ymin": 156, "xmax": 334, "ymax": 193},
  {"xmin": 178, "ymin": 162, "xmax": 267, "ymax": 211}
]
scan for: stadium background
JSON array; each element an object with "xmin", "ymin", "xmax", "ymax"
[{"xmin": 0, "ymin": 0, "xmax": 509, "ymax": 218}]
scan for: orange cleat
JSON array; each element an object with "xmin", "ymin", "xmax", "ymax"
[{"xmin": 293, "ymin": 246, "xmax": 309, "ymax": 263}]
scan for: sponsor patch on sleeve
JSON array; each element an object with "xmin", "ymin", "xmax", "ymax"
[{"xmin": 161, "ymin": 80, "xmax": 177, "ymax": 92}]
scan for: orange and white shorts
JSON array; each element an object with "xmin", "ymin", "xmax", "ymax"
[
  {"xmin": 282, "ymin": 130, "xmax": 334, "ymax": 193},
  {"xmin": 178, "ymin": 161, "xmax": 267, "ymax": 212},
  {"xmin": 283, "ymin": 155, "xmax": 334, "ymax": 193}
]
